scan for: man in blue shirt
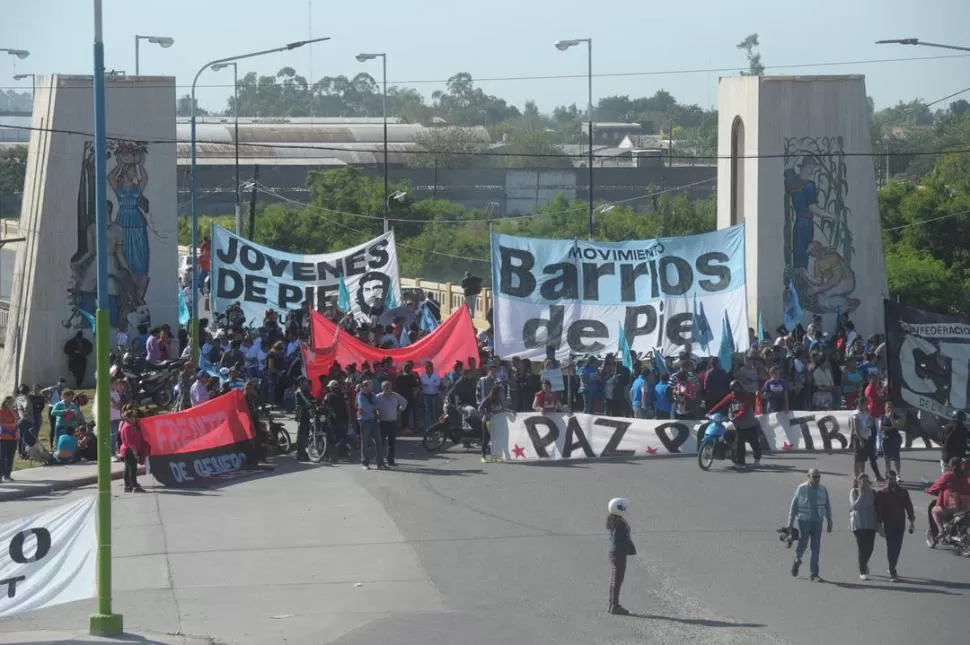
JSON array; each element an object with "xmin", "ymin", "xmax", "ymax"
[
  {"xmin": 630, "ymin": 369, "xmax": 652, "ymax": 419},
  {"xmin": 580, "ymin": 358, "xmax": 603, "ymax": 414},
  {"xmin": 356, "ymin": 380, "xmax": 386, "ymax": 471},
  {"xmin": 653, "ymin": 378, "xmax": 673, "ymax": 419}
]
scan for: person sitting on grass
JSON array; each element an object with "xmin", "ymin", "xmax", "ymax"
[{"xmin": 50, "ymin": 430, "xmax": 79, "ymax": 465}]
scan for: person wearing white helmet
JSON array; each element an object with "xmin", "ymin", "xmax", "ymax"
[{"xmin": 606, "ymin": 497, "xmax": 636, "ymax": 615}]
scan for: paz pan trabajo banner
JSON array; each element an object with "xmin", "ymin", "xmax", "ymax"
[
  {"xmin": 210, "ymin": 226, "xmax": 401, "ymax": 325},
  {"xmin": 139, "ymin": 389, "xmax": 257, "ymax": 486},
  {"xmin": 489, "ymin": 225, "xmax": 750, "ymax": 361}
]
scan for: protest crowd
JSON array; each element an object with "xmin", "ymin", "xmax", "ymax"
[{"xmin": 2, "ymin": 238, "xmax": 968, "ymax": 595}]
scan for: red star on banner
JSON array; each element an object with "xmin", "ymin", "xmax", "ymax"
[
  {"xmin": 512, "ymin": 444, "xmax": 526, "ymax": 459},
  {"xmin": 782, "ymin": 441, "xmax": 793, "ymax": 452},
  {"xmin": 645, "ymin": 446, "xmax": 658, "ymax": 455}
]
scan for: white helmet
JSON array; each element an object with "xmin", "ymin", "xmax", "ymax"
[{"xmin": 608, "ymin": 497, "xmax": 629, "ymax": 516}]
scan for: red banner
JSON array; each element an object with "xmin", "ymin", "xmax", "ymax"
[
  {"xmin": 307, "ymin": 306, "xmax": 480, "ymax": 383},
  {"xmin": 140, "ymin": 389, "xmax": 255, "ymax": 456}
]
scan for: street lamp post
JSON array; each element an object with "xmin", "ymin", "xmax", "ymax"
[
  {"xmin": 89, "ymin": 0, "xmax": 122, "ymax": 636},
  {"xmin": 211, "ymin": 62, "xmax": 241, "ymax": 234},
  {"xmin": 356, "ymin": 52, "xmax": 389, "ymax": 232},
  {"xmin": 134, "ymin": 34, "xmax": 174, "ymax": 75},
  {"xmin": 555, "ymin": 38, "xmax": 594, "ymax": 240},
  {"xmin": 0, "ymin": 48, "xmax": 30, "ymax": 59},
  {"xmin": 190, "ymin": 37, "xmax": 331, "ymax": 362},
  {"xmin": 13, "ymin": 73, "xmax": 35, "ymax": 97},
  {"xmin": 875, "ymin": 38, "xmax": 970, "ymax": 53}
]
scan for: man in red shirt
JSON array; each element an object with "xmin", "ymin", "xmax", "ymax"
[
  {"xmin": 198, "ymin": 236, "xmax": 212, "ymax": 284},
  {"xmin": 865, "ymin": 373, "xmax": 886, "ymax": 419},
  {"xmin": 707, "ymin": 380, "xmax": 762, "ymax": 468}
]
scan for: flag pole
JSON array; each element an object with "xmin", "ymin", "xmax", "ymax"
[{"xmin": 90, "ymin": 0, "xmax": 123, "ymax": 634}]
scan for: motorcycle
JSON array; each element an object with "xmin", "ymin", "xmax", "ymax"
[
  {"xmin": 112, "ymin": 356, "xmax": 186, "ymax": 408},
  {"xmin": 423, "ymin": 399, "xmax": 483, "ymax": 453},
  {"xmin": 697, "ymin": 414, "xmax": 737, "ymax": 471},
  {"xmin": 925, "ymin": 498, "xmax": 970, "ymax": 557}
]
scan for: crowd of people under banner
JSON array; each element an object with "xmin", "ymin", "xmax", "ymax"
[{"xmin": 2, "ymin": 271, "xmax": 966, "ymax": 488}]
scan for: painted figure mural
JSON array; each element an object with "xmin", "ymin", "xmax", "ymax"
[
  {"xmin": 783, "ymin": 136, "xmax": 859, "ymax": 315},
  {"xmin": 66, "ymin": 140, "xmax": 156, "ymax": 332}
]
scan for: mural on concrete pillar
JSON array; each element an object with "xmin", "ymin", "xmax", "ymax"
[
  {"xmin": 64, "ymin": 140, "xmax": 156, "ymax": 332},
  {"xmin": 783, "ymin": 136, "xmax": 859, "ymax": 315}
]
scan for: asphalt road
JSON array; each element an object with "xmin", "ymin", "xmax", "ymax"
[{"xmin": 0, "ymin": 439, "xmax": 964, "ymax": 645}]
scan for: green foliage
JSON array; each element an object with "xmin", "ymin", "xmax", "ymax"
[
  {"xmin": 879, "ymin": 149, "xmax": 970, "ymax": 315},
  {"xmin": 177, "ymin": 215, "xmax": 235, "ymax": 245},
  {"xmin": 185, "ymin": 168, "xmax": 718, "ymax": 285},
  {"xmin": 737, "ymin": 34, "xmax": 765, "ymax": 76},
  {"xmin": 0, "ymin": 146, "xmax": 27, "ymax": 196}
]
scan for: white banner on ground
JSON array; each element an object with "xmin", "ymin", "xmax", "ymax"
[
  {"xmin": 0, "ymin": 496, "xmax": 97, "ymax": 618},
  {"xmin": 489, "ymin": 226, "xmax": 750, "ymax": 361},
  {"xmin": 491, "ymin": 410, "xmax": 868, "ymax": 461},
  {"xmin": 210, "ymin": 226, "xmax": 401, "ymax": 325}
]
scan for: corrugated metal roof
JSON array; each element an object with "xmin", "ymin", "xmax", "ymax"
[
  {"xmin": 177, "ymin": 141, "xmax": 418, "ymax": 165},
  {"xmin": 176, "ymin": 123, "xmax": 488, "ymax": 145}
]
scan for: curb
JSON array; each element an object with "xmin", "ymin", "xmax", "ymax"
[{"xmin": 0, "ymin": 466, "xmax": 147, "ymax": 503}]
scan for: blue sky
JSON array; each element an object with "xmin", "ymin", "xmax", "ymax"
[{"xmin": 2, "ymin": 0, "xmax": 969, "ymax": 115}]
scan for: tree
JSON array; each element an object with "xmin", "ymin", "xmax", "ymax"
[
  {"xmin": 176, "ymin": 94, "xmax": 208, "ymax": 117},
  {"xmin": 409, "ymin": 126, "xmax": 490, "ymax": 169},
  {"xmin": 0, "ymin": 147, "xmax": 27, "ymax": 196},
  {"xmin": 737, "ymin": 34, "xmax": 765, "ymax": 76}
]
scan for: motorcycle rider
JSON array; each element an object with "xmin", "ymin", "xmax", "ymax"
[
  {"xmin": 926, "ymin": 457, "xmax": 970, "ymax": 543},
  {"xmin": 941, "ymin": 410, "xmax": 968, "ymax": 472},
  {"xmin": 707, "ymin": 380, "xmax": 761, "ymax": 468}
]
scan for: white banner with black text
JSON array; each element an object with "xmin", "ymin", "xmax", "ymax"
[
  {"xmin": 489, "ymin": 226, "xmax": 749, "ymax": 361},
  {"xmin": 491, "ymin": 410, "xmax": 892, "ymax": 461},
  {"xmin": 210, "ymin": 226, "xmax": 401, "ymax": 325},
  {"xmin": 0, "ymin": 496, "xmax": 97, "ymax": 618}
]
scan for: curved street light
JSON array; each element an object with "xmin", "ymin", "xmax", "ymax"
[
  {"xmin": 189, "ymin": 36, "xmax": 332, "ymax": 362},
  {"xmin": 875, "ymin": 38, "xmax": 970, "ymax": 53},
  {"xmin": 554, "ymin": 37, "xmax": 594, "ymax": 239},
  {"xmin": 1, "ymin": 48, "xmax": 30, "ymax": 59},
  {"xmin": 134, "ymin": 35, "xmax": 175, "ymax": 74},
  {"xmin": 356, "ymin": 52, "xmax": 390, "ymax": 231}
]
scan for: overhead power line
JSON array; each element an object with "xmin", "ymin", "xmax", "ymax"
[{"xmin": 1, "ymin": 52, "xmax": 968, "ymax": 92}]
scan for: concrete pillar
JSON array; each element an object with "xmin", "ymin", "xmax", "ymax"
[
  {"xmin": 0, "ymin": 74, "xmax": 178, "ymax": 391},
  {"xmin": 716, "ymin": 75, "xmax": 888, "ymax": 338}
]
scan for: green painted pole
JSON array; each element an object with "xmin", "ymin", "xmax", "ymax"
[{"xmin": 89, "ymin": 0, "xmax": 123, "ymax": 635}]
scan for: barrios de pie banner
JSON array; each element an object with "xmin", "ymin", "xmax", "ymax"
[
  {"xmin": 139, "ymin": 389, "xmax": 257, "ymax": 486},
  {"xmin": 884, "ymin": 300, "xmax": 970, "ymax": 419},
  {"xmin": 210, "ymin": 226, "xmax": 401, "ymax": 325},
  {"xmin": 306, "ymin": 306, "xmax": 480, "ymax": 392},
  {"xmin": 489, "ymin": 225, "xmax": 750, "ymax": 361}
]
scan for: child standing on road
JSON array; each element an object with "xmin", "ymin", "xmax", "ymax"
[
  {"xmin": 119, "ymin": 405, "xmax": 149, "ymax": 493},
  {"xmin": 0, "ymin": 396, "xmax": 20, "ymax": 481},
  {"xmin": 606, "ymin": 497, "xmax": 636, "ymax": 615}
]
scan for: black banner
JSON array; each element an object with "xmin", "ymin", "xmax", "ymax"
[
  {"xmin": 148, "ymin": 443, "xmax": 256, "ymax": 487},
  {"xmin": 884, "ymin": 300, "xmax": 970, "ymax": 419}
]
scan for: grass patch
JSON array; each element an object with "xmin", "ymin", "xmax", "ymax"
[{"xmin": 13, "ymin": 388, "xmax": 95, "ymax": 472}]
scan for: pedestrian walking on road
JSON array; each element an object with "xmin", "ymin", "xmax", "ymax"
[
  {"xmin": 849, "ymin": 474, "xmax": 878, "ymax": 580},
  {"xmin": 788, "ymin": 468, "xmax": 833, "ymax": 582},
  {"xmin": 875, "ymin": 470, "xmax": 915, "ymax": 582},
  {"xmin": 606, "ymin": 497, "xmax": 636, "ymax": 615}
]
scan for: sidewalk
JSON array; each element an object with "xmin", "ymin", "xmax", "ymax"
[
  {"xmin": 0, "ymin": 461, "xmax": 144, "ymax": 503},
  {"xmin": 0, "ymin": 630, "xmax": 212, "ymax": 644}
]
